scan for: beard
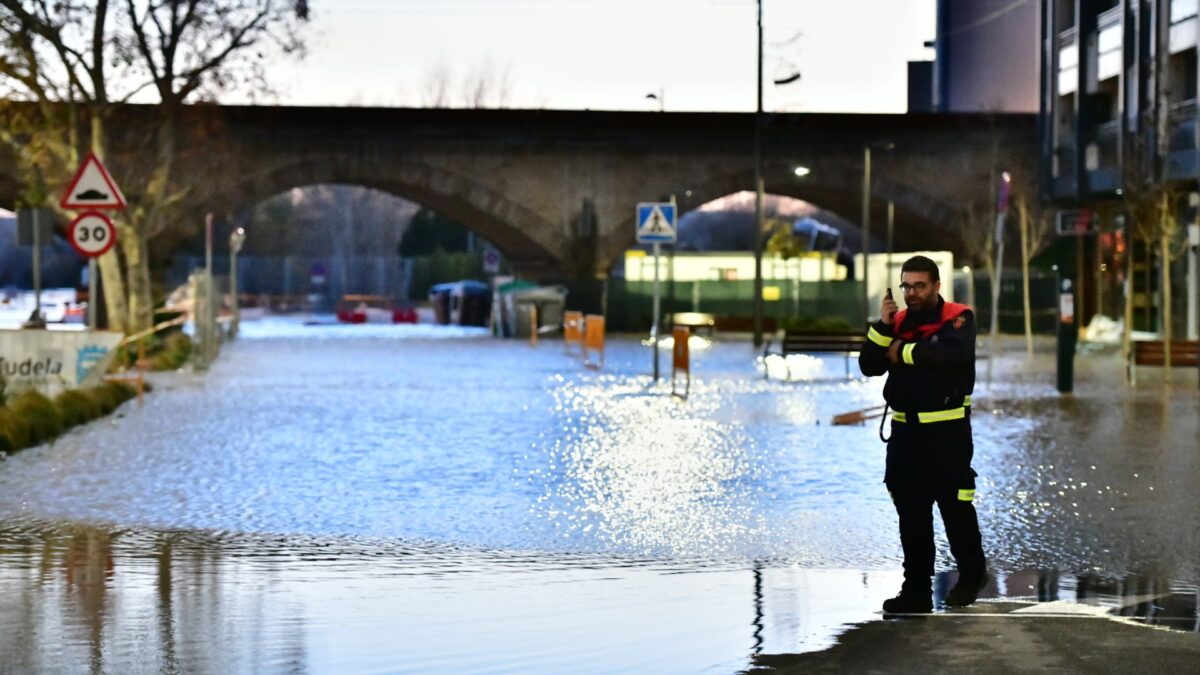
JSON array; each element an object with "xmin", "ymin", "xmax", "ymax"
[{"xmin": 906, "ymin": 293, "xmax": 937, "ymax": 315}]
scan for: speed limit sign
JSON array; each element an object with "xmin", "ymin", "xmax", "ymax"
[{"xmin": 67, "ymin": 211, "xmax": 117, "ymax": 258}]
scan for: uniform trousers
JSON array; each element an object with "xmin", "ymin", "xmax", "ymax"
[{"xmin": 885, "ymin": 415, "xmax": 986, "ymax": 591}]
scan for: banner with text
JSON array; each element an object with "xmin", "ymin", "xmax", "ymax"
[{"xmin": 0, "ymin": 330, "xmax": 125, "ymax": 396}]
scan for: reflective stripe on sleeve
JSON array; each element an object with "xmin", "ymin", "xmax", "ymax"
[
  {"xmin": 963, "ymin": 395, "xmax": 972, "ymax": 407},
  {"xmin": 958, "ymin": 489, "xmax": 975, "ymax": 502},
  {"xmin": 867, "ymin": 326, "xmax": 893, "ymax": 348},
  {"xmin": 902, "ymin": 342, "xmax": 917, "ymax": 365}
]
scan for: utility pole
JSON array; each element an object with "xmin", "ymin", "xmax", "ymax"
[
  {"xmin": 32, "ymin": 208, "xmax": 43, "ymax": 327},
  {"xmin": 886, "ymin": 200, "xmax": 894, "ymax": 278},
  {"xmin": 862, "ymin": 146, "xmax": 872, "ymax": 324},
  {"xmin": 752, "ymin": 0, "xmax": 766, "ymax": 347},
  {"xmin": 230, "ymin": 227, "xmax": 246, "ymax": 339},
  {"xmin": 988, "ymin": 172, "xmax": 1011, "ymax": 387}
]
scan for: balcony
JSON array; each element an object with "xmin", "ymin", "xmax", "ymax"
[
  {"xmin": 1170, "ymin": 0, "xmax": 1199, "ymax": 53},
  {"xmin": 1058, "ymin": 28, "xmax": 1080, "ymax": 94},
  {"xmin": 1096, "ymin": 6, "xmax": 1123, "ymax": 81},
  {"xmin": 1167, "ymin": 99, "xmax": 1199, "ymax": 178},
  {"xmin": 1052, "ymin": 143, "xmax": 1078, "ymax": 198},
  {"xmin": 1168, "ymin": 99, "xmax": 1197, "ymax": 151},
  {"xmin": 1088, "ymin": 120, "xmax": 1121, "ymax": 193},
  {"xmin": 1172, "ymin": 0, "xmax": 1199, "ymax": 24}
]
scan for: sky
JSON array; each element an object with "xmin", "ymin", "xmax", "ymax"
[{"xmin": 260, "ymin": 0, "xmax": 937, "ymax": 113}]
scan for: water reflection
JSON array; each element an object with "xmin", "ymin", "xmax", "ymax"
[
  {"xmin": 0, "ymin": 526, "xmax": 1197, "ymax": 673},
  {"xmin": 0, "ymin": 525, "xmax": 311, "ymax": 674}
]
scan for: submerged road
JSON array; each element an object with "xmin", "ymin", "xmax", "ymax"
[{"xmin": 0, "ymin": 320, "xmax": 1196, "ymax": 673}]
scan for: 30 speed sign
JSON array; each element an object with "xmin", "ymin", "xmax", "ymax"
[{"xmin": 67, "ymin": 211, "xmax": 117, "ymax": 258}]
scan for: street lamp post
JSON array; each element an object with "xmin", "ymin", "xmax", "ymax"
[
  {"xmin": 646, "ymin": 88, "xmax": 665, "ymax": 112},
  {"xmin": 862, "ymin": 145, "xmax": 872, "ymax": 324},
  {"xmin": 229, "ymin": 226, "xmax": 246, "ymax": 339},
  {"xmin": 753, "ymin": 0, "xmax": 765, "ymax": 348},
  {"xmin": 886, "ymin": 200, "xmax": 895, "ymax": 276},
  {"xmin": 751, "ymin": 1, "xmax": 801, "ymax": 347},
  {"xmin": 988, "ymin": 171, "xmax": 1011, "ymax": 387}
]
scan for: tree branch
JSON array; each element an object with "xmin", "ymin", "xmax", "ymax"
[{"xmin": 176, "ymin": 6, "xmax": 271, "ymax": 101}]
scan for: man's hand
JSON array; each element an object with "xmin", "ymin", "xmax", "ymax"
[
  {"xmin": 886, "ymin": 339, "xmax": 903, "ymax": 364},
  {"xmin": 881, "ymin": 294, "xmax": 898, "ymax": 325}
]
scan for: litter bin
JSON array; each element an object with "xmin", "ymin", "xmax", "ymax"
[
  {"xmin": 448, "ymin": 280, "xmax": 492, "ymax": 326},
  {"xmin": 493, "ymin": 279, "xmax": 538, "ymax": 336},
  {"xmin": 428, "ymin": 283, "xmax": 453, "ymax": 325},
  {"xmin": 502, "ymin": 285, "xmax": 568, "ymax": 338}
]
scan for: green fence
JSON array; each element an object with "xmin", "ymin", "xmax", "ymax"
[{"xmin": 606, "ymin": 278, "xmax": 865, "ymax": 333}]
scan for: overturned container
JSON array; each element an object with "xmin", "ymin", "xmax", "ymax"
[{"xmin": 495, "ymin": 282, "xmax": 568, "ymax": 338}]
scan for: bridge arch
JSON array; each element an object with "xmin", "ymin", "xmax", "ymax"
[
  {"xmin": 215, "ymin": 156, "xmax": 567, "ymax": 276},
  {"xmin": 596, "ymin": 158, "xmax": 968, "ymax": 270}
]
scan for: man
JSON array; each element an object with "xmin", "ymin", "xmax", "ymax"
[{"xmin": 859, "ymin": 255, "xmax": 987, "ymax": 613}]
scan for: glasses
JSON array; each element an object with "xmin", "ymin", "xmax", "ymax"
[{"xmin": 898, "ymin": 282, "xmax": 929, "ymax": 294}]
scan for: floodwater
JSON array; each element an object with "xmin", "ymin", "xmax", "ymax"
[{"xmin": 0, "ymin": 319, "xmax": 1197, "ymax": 673}]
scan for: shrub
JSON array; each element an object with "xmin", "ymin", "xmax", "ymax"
[
  {"xmin": 151, "ymin": 332, "xmax": 193, "ymax": 371},
  {"xmin": 54, "ymin": 389, "xmax": 102, "ymax": 429},
  {"xmin": 84, "ymin": 381, "xmax": 136, "ymax": 415},
  {"xmin": 7, "ymin": 391, "xmax": 65, "ymax": 446},
  {"xmin": 0, "ymin": 408, "xmax": 31, "ymax": 454},
  {"xmin": 0, "ymin": 380, "xmax": 141, "ymax": 455},
  {"xmin": 112, "ymin": 332, "xmax": 194, "ymax": 372}
]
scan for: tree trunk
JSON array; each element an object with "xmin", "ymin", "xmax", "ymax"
[
  {"xmin": 121, "ymin": 224, "xmax": 154, "ymax": 332},
  {"xmin": 91, "ymin": 115, "xmax": 128, "ymax": 333},
  {"xmin": 122, "ymin": 106, "xmax": 181, "ymax": 333},
  {"xmin": 1123, "ymin": 229, "xmax": 1134, "ymax": 381},
  {"xmin": 1161, "ymin": 223, "xmax": 1172, "ymax": 379},
  {"xmin": 1019, "ymin": 200, "xmax": 1033, "ymax": 357}
]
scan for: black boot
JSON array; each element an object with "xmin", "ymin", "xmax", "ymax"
[
  {"xmin": 945, "ymin": 571, "xmax": 989, "ymax": 608},
  {"xmin": 882, "ymin": 587, "xmax": 933, "ymax": 614}
]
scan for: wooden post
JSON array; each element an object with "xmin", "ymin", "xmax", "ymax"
[{"xmin": 671, "ymin": 325, "xmax": 690, "ymax": 398}]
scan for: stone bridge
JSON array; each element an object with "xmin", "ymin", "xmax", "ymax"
[{"xmin": 4, "ymin": 105, "xmax": 1037, "ymax": 279}]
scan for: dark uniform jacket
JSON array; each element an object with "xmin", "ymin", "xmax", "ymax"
[{"xmin": 858, "ymin": 296, "xmax": 976, "ymax": 418}]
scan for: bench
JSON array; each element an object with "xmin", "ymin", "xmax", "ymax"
[
  {"xmin": 762, "ymin": 331, "xmax": 867, "ymax": 379},
  {"xmin": 1129, "ymin": 339, "xmax": 1200, "ymax": 385},
  {"xmin": 712, "ymin": 316, "xmax": 778, "ymax": 334}
]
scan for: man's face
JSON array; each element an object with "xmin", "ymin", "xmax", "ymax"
[{"xmin": 899, "ymin": 271, "xmax": 939, "ymax": 312}]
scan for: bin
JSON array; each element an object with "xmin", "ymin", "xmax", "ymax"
[
  {"xmin": 448, "ymin": 280, "xmax": 492, "ymax": 326},
  {"xmin": 428, "ymin": 283, "xmax": 453, "ymax": 325},
  {"xmin": 502, "ymin": 285, "xmax": 568, "ymax": 338}
]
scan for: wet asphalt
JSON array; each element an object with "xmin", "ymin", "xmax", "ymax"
[{"xmin": 750, "ymin": 334, "xmax": 1200, "ymax": 674}]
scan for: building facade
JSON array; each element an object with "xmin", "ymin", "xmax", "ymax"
[
  {"xmin": 1041, "ymin": 0, "xmax": 1200, "ymax": 338},
  {"xmin": 909, "ymin": 0, "xmax": 1040, "ymax": 113}
]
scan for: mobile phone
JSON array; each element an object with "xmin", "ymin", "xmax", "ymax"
[{"xmin": 886, "ymin": 287, "xmax": 893, "ymax": 301}]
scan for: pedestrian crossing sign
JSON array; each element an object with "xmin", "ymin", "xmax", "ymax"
[{"xmin": 636, "ymin": 202, "xmax": 677, "ymax": 243}]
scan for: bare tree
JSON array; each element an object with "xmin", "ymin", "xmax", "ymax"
[
  {"xmin": 0, "ymin": 0, "xmax": 137, "ymax": 330},
  {"xmin": 417, "ymin": 58, "xmax": 513, "ymax": 109},
  {"xmin": 1120, "ymin": 108, "xmax": 1186, "ymax": 377},
  {"xmin": 461, "ymin": 58, "xmax": 512, "ymax": 108},
  {"xmin": 420, "ymin": 60, "xmax": 451, "ymax": 108},
  {"xmin": 1011, "ymin": 173, "xmax": 1054, "ymax": 357},
  {"xmin": 0, "ymin": 0, "xmax": 308, "ymax": 332}
]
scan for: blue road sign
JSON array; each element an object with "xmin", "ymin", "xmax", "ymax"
[{"xmin": 636, "ymin": 202, "xmax": 677, "ymax": 243}]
